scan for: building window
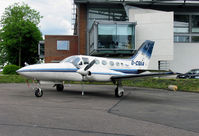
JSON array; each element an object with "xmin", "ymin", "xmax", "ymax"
[
  {"xmin": 98, "ymin": 24, "xmax": 116, "ymax": 49},
  {"xmin": 117, "ymin": 24, "xmax": 134, "ymax": 49},
  {"xmin": 88, "ymin": 7, "xmax": 128, "ymax": 21},
  {"xmin": 87, "ymin": 6, "xmax": 128, "ymax": 29},
  {"xmin": 174, "ymin": 35, "xmax": 189, "ymax": 43},
  {"xmin": 192, "ymin": 15, "xmax": 199, "ymax": 33},
  {"xmin": 38, "ymin": 41, "xmax": 44, "ymax": 58},
  {"xmin": 174, "ymin": 15, "xmax": 189, "ymax": 33},
  {"xmin": 192, "ymin": 36, "xmax": 199, "ymax": 42},
  {"xmin": 174, "ymin": 14, "xmax": 199, "ymax": 43},
  {"xmin": 57, "ymin": 40, "xmax": 70, "ymax": 50},
  {"xmin": 97, "ymin": 23, "xmax": 135, "ymax": 50},
  {"xmin": 89, "ymin": 26, "xmax": 95, "ymax": 51}
]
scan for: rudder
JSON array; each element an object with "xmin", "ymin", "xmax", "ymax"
[{"xmin": 131, "ymin": 40, "xmax": 155, "ymax": 69}]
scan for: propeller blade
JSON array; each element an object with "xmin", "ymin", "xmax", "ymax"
[{"xmin": 84, "ymin": 59, "xmax": 96, "ymax": 71}]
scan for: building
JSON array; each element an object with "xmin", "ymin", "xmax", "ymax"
[
  {"xmin": 44, "ymin": 0, "xmax": 199, "ymax": 73},
  {"xmin": 44, "ymin": 35, "xmax": 78, "ymax": 63},
  {"xmin": 73, "ymin": 0, "xmax": 199, "ymax": 72}
]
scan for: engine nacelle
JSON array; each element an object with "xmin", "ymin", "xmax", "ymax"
[{"xmin": 77, "ymin": 69, "xmax": 89, "ymax": 76}]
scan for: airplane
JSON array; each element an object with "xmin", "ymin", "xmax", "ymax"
[{"xmin": 17, "ymin": 40, "xmax": 174, "ymax": 97}]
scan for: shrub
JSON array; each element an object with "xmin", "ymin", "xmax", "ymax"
[{"xmin": 3, "ymin": 65, "xmax": 20, "ymax": 75}]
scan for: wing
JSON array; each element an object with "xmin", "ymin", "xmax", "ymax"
[{"xmin": 111, "ymin": 72, "xmax": 175, "ymax": 80}]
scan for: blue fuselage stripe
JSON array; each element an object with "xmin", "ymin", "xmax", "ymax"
[
  {"xmin": 18, "ymin": 68, "xmax": 138, "ymax": 75},
  {"xmin": 111, "ymin": 69, "xmax": 138, "ymax": 74}
]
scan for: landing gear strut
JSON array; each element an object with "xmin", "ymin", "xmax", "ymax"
[
  {"xmin": 56, "ymin": 84, "xmax": 64, "ymax": 92},
  {"xmin": 115, "ymin": 81, "xmax": 124, "ymax": 97},
  {"xmin": 35, "ymin": 88, "xmax": 43, "ymax": 97}
]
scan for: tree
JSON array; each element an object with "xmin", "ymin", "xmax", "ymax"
[
  {"xmin": 0, "ymin": 3, "xmax": 42, "ymax": 66},
  {"xmin": 0, "ymin": 42, "xmax": 7, "ymax": 66}
]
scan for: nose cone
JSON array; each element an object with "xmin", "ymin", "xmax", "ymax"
[
  {"xmin": 16, "ymin": 66, "xmax": 27, "ymax": 76},
  {"xmin": 16, "ymin": 68, "xmax": 22, "ymax": 73}
]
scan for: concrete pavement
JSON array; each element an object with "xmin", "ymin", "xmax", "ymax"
[{"xmin": 0, "ymin": 83, "xmax": 198, "ymax": 136}]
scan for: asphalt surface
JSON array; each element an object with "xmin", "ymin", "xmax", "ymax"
[{"xmin": 0, "ymin": 83, "xmax": 199, "ymax": 136}]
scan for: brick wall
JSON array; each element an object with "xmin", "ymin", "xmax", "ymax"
[{"xmin": 45, "ymin": 35, "xmax": 78, "ymax": 63}]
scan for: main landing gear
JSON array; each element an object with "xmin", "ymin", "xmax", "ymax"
[
  {"xmin": 56, "ymin": 84, "xmax": 64, "ymax": 92},
  {"xmin": 114, "ymin": 81, "xmax": 124, "ymax": 97}
]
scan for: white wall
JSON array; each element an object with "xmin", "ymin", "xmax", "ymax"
[
  {"xmin": 128, "ymin": 7, "xmax": 174, "ymax": 69},
  {"xmin": 170, "ymin": 43, "xmax": 199, "ymax": 73}
]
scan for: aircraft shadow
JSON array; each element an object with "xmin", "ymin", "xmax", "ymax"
[
  {"xmin": 44, "ymin": 88, "xmax": 168, "ymax": 103},
  {"xmin": 45, "ymin": 88, "xmax": 117, "ymax": 99}
]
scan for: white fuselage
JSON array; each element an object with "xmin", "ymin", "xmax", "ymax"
[
  {"xmin": 16, "ymin": 40, "xmax": 155, "ymax": 97},
  {"xmin": 17, "ymin": 55, "xmax": 146, "ymax": 82}
]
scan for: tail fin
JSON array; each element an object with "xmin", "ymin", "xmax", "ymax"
[{"xmin": 131, "ymin": 40, "xmax": 155, "ymax": 69}]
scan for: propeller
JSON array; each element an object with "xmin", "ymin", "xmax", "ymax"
[
  {"xmin": 84, "ymin": 59, "xmax": 96, "ymax": 71},
  {"xmin": 77, "ymin": 59, "xmax": 96, "ymax": 96},
  {"xmin": 77, "ymin": 59, "xmax": 96, "ymax": 76}
]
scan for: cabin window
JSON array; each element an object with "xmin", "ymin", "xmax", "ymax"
[
  {"xmin": 116, "ymin": 62, "xmax": 120, "ymax": 66},
  {"xmin": 102, "ymin": 60, "xmax": 107, "ymax": 65},
  {"xmin": 72, "ymin": 57, "xmax": 81, "ymax": 67},
  {"xmin": 109, "ymin": 61, "xmax": 114, "ymax": 66},
  {"xmin": 82, "ymin": 57, "xmax": 89, "ymax": 64},
  {"xmin": 95, "ymin": 59, "xmax": 100, "ymax": 64},
  {"xmin": 60, "ymin": 56, "xmax": 75, "ymax": 63},
  {"xmin": 79, "ymin": 61, "xmax": 83, "ymax": 65}
]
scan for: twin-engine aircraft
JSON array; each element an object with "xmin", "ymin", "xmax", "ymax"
[{"xmin": 17, "ymin": 40, "xmax": 174, "ymax": 97}]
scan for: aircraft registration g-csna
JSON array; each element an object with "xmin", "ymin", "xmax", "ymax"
[{"xmin": 17, "ymin": 40, "xmax": 174, "ymax": 98}]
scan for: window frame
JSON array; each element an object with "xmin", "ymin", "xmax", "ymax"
[
  {"xmin": 82, "ymin": 57, "xmax": 89, "ymax": 65},
  {"xmin": 57, "ymin": 40, "xmax": 70, "ymax": 50},
  {"xmin": 174, "ymin": 13, "xmax": 199, "ymax": 43}
]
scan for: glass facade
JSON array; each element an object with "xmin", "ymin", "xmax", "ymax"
[
  {"xmin": 174, "ymin": 14, "xmax": 199, "ymax": 43},
  {"xmin": 88, "ymin": 7, "xmax": 127, "ymax": 21},
  {"xmin": 89, "ymin": 21, "xmax": 135, "ymax": 55},
  {"xmin": 98, "ymin": 24, "xmax": 134, "ymax": 50},
  {"xmin": 87, "ymin": 5, "xmax": 128, "ymax": 30},
  {"xmin": 87, "ymin": 4, "xmax": 135, "ymax": 55}
]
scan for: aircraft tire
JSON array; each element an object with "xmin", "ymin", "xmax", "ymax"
[
  {"xmin": 56, "ymin": 84, "xmax": 64, "ymax": 92},
  {"xmin": 115, "ymin": 87, "xmax": 124, "ymax": 97},
  {"xmin": 35, "ymin": 88, "xmax": 43, "ymax": 97}
]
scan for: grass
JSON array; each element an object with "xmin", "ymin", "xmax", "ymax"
[
  {"xmin": 123, "ymin": 78, "xmax": 199, "ymax": 92},
  {"xmin": 1, "ymin": 74, "xmax": 199, "ymax": 92},
  {"xmin": 0, "ymin": 74, "xmax": 26, "ymax": 83}
]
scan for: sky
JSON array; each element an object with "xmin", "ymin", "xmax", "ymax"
[{"xmin": 0, "ymin": 0, "xmax": 73, "ymax": 36}]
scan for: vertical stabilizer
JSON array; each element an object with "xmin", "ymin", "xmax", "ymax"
[{"xmin": 131, "ymin": 40, "xmax": 155, "ymax": 69}]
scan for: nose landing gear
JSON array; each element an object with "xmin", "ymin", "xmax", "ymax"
[{"xmin": 35, "ymin": 88, "xmax": 43, "ymax": 97}]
